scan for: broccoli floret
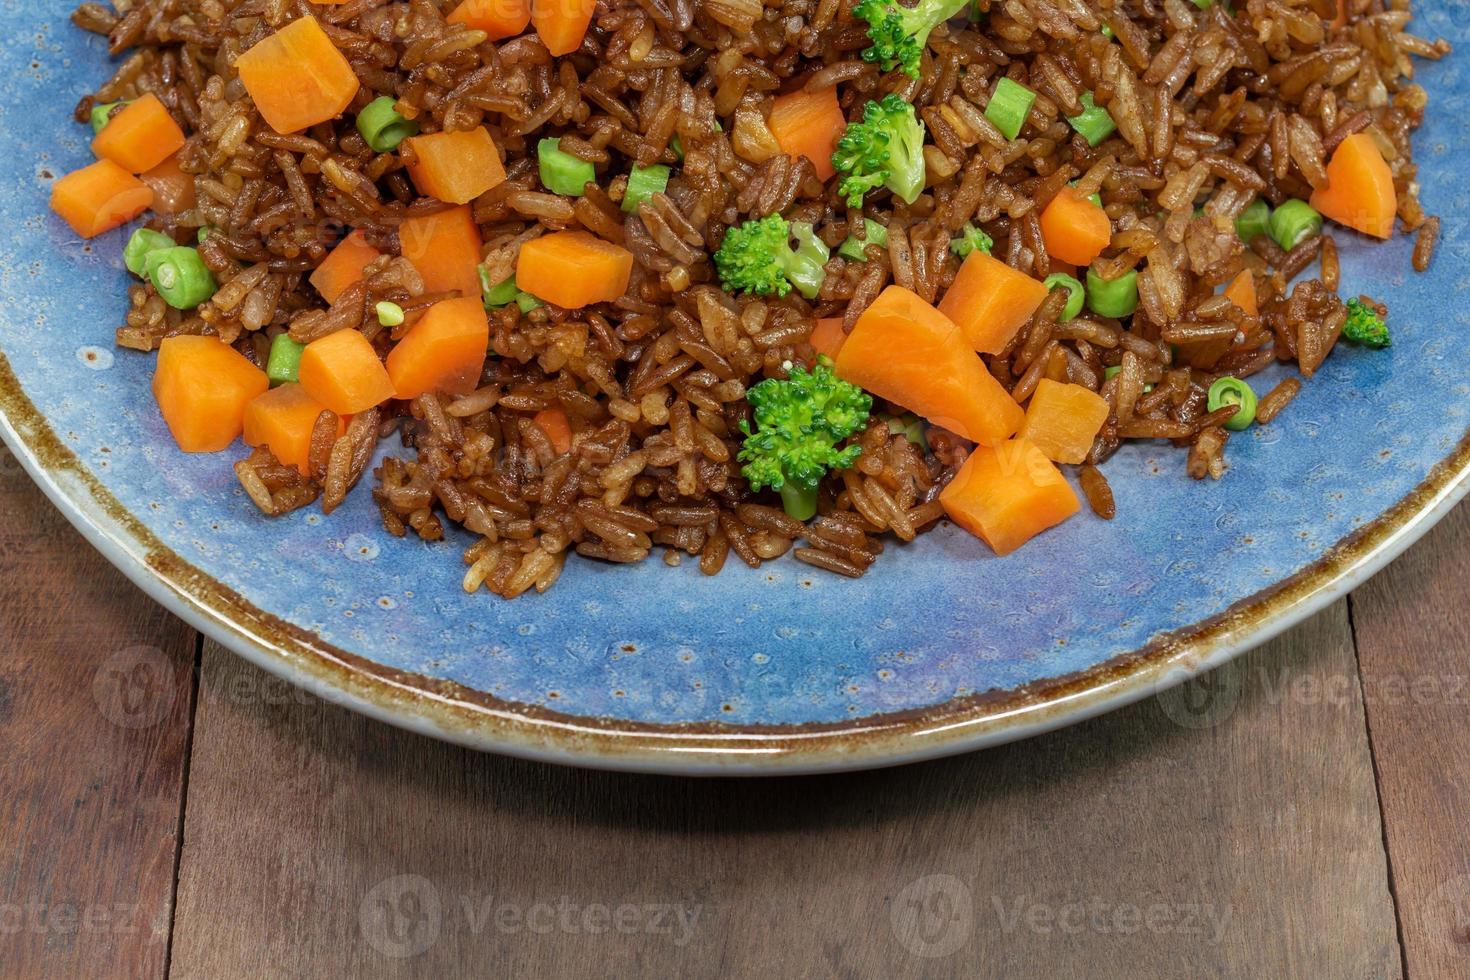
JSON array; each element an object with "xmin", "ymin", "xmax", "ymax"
[
  {"xmin": 855, "ymin": 0, "xmax": 971, "ymax": 78},
  {"xmin": 950, "ymin": 223, "xmax": 993, "ymax": 258},
  {"xmin": 1342, "ymin": 297, "xmax": 1390, "ymax": 348},
  {"xmin": 831, "ymin": 95, "xmax": 928, "ymax": 209},
  {"xmin": 713, "ymin": 214, "xmax": 831, "ymax": 300},
  {"xmin": 739, "ymin": 358, "xmax": 873, "ymax": 520}
]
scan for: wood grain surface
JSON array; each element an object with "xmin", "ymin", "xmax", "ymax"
[
  {"xmin": 4, "ymin": 426, "xmax": 1468, "ymax": 976},
  {"xmin": 0, "ymin": 445, "xmax": 197, "ymax": 979}
]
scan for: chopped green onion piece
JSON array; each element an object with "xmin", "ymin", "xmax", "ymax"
[
  {"xmin": 143, "ymin": 247, "xmax": 217, "ymax": 310},
  {"xmin": 123, "ymin": 228, "xmax": 175, "ymax": 277},
  {"xmin": 479, "ymin": 265, "xmax": 518, "ymax": 308},
  {"xmin": 1042, "ymin": 272, "xmax": 1085, "ymax": 322},
  {"xmin": 1191, "ymin": 0, "xmax": 1213, "ymax": 7},
  {"xmin": 1066, "ymin": 93, "xmax": 1117, "ymax": 148},
  {"xmin": 266, "ymin": 334, "xmax": 305, "ymax": 387},
  {"xmin": 89, "ymin": 100, "xmax": 131, "ymax": 135},
  {"xmin": 1207, "ymin": 376, "xmax": 1257, "ymax": 430},
  {"xmin": 356, "ymin": 96, "xmax": 419, "ymax": 153},
  {"xmin": 1085, "ymin": 267, "xmax": 1139, "ymax": 318},
  {"xmin": 885, "ymin": 412, "xmax": 929, "ymax": 450},
  {"xmin": 1268, "ymin": 198, "xmax": 1322, "ymax": 251},
  {"xmin": 1101, "ymin": 24, "xmax": 1114, "ymax": 38},
  {"xmin": 984, "ymin": 77, "xmax": 1036, "ymax": 141},
  {"xmin": 376, "ymin": 301, "xmax": 405, "ymax": 327},
  {"xmin": 538, "ymin": 138, "xmax": 596, "ymax": 197},
  {"xmin": 515, "ymin": 290, "xmax": 544, "ymax": 314},
  {"xmin": 1068, "ymin": 180, "xmax": 1103, "ymax": 208},
  {"xmin": 1235, "ymin": 198, "xmax": 1271, "ymax": 242},
  {"xmin": 950, "ymin": 223, "xmax": 993, "ymax": 258},
  {"xmin": 622, "ymin": 163, "xmax": 672, "ymax": 213},
  {"xmin": 197, "ymin": 226, "xmax": 216, "ymax": 245},
  {"xmin": 837, "ymin": 218, "xmax": 890, "ymax": 261}
]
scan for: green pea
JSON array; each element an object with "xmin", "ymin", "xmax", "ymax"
[
  {"xmin": 1207, "ymin": 376, "xmax": 1257, "ymax": 430},
  {"xmin": 266, "ymin": 333, "xmax": 305, "ymax": 387},
  {"xmin": 1085, "ymin": 267, "xmax": 1139, "ymax": 318},
  {"xmin": 376, "ymin": 301, "xmax": 405, "ymax": 327},
  {"xmin": 356, "ymin": 96, "xmax": 419, "ymax": 153}
]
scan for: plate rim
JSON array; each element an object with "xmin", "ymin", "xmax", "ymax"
[{"xmin": 4, "ymin": 350, "xmax": 1468, "ymax": 774}]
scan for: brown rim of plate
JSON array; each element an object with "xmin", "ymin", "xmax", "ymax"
[{"xmin": 4, "ymin": 350, "xmax": 1469, "ymax": 773}]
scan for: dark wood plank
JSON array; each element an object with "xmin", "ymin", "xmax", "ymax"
[
  {"xmin": 1352, "ymin": 500, "xmax": 1470, "ymax": 977},
  {"xmin": 0, "ymin": 445, "xmax": 197, "ymax": 978},
  {"xmin": 169, "ymin": 600, "xmax": 1397, "ymax": 978}
]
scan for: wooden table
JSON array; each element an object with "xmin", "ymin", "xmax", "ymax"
[{"xmin": 4, "ymin": 439, "xmax": 1468, "ymax": 979}]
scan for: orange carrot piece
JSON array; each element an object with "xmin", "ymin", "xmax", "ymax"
[
  {"xmin": 1016, "ymin": 379, "xmax": 1110, "ymax": 465},
  {"xmin": 138, "ymin": 153, "xmax": 196, "ymax": 216},
  {"xmin": 386, "ymin": 297, "xmax": 490, "ymax": 399},
  {"xmin": 809, "ymin": 317, "xmax": 847, "ymax": 361},
  {"xmin": 1222, "ymin": 269, "xmax": 1257, "ymax": 317},
  {"xmin": 152, "ymin": 336, "xmax": 269, "ymax": 453},
  {"xmin": 1309, "ymin": 132, "xmax": 1396, "ymax": 239},
  {"xmin": 399, "ymin": 205, "xmax": 484, "ymax": 299},
  {"xmin": 235, "ymin": 16, "xmax": 360, "ymax": 135},
  {"xmin": 310, "ymin": 230, "xmax": 382, "ymax": 304},
  {"xmin": 937, "ymin": 251, "xmax": 1050, "ymax": 355},
  {"xmin": 405, "ymin": 128, "xmax": 508, "ymax": 205},
  {"xmin": 1039, "ymin": 187, "xmax": 1112, "ymax": 266},
  {"xmin": 834, "ymin": 286, "xmax": 1024, "ymax": 446},
  {"xmin": 516, "ymin": 231, "xmax": 633, "ymax": 309},
  {"xmin": 939, "ymin": 438, "xmax": 1080, "ymax": 556},
  {"xmin": 768, "ymin": 88, "xmax": 846, "ymax": 182},
  {"xmin": 448, "ymin": 0, "xmax": 532, "ymax": 39},
  {"xmin": 91, "ymin": 93, "xmax": 185, "ymax": 174},
  {"xmin": 243, "ymin": 383, "xmax": 342, "ymax": 475},
  {"xmin": 298, "ymin": 329, "xmax": 396, "ymax": 415},
  {"xmin": 532, "ymin": 0, "xmax": 595, "ymax": 56},
  {"xmin": 49, "ymin": 160, "xmax": 154, "ymax": 239},
  {"xmin": 533, "ymin": 408, "xmax": 574, "ymax": 456}
]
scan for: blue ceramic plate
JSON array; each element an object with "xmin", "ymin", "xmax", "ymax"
[{"xmin": 3, "ymin": 7, "xmax": 1467, "ymax": 773}]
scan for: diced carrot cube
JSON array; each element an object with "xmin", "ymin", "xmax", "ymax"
[
  {"xmin": 1039, "ymin": 187, "xmax": 1112, "ymax": 266},
  {"xmin": 297, "ymin": 329, "xmax": 396, "ymax": 415},
  {"xmin": 834, "ymin": 286, "xmax": 1024, "ymax": 446},
  {"xmin": 152, "ymin": 336, "xmax": 269, "ymax": 453},
  {"xmin": 400, "ymin": 205, "xmax": 484, "ymax": 299},
  {"xmin": 405, "ymin": 128, "xmax": 508, "ymax": 205},
  {"xmin": 49, "ymin": 160, "xmax": 154, "ymax": 239},
  {"xmin": 448, "ymin": 0, "xmax": 532, "ymax": 39},
  {"xmin": 235, "ymin": 16, "xmax": 361, "ymax": 135},
  {"xmin": 243, "ymin": 383, "xmax": 343, "ymax": 475},
  {"xmin": 91, "ymin": 93, "xmax": 186, "ymax": 174},
  {"xmin": 1017, "ymin": 379, "xmax": 1110, "ymax": 464},
  {"xmin": 532, "ymin": 408, "xmax": 573, "ymax": 456},
  {"xmin": 515, "ymin": 231, "xmax": 633, "ymax": 309},
  {"xmin": 767, "ymin": 88, "xmax": 846, "ymax": 182},
  {"xmin": 531, "ymin": 0, "xmax": 595, "ymax": 55},
  {"xmin": 940, "ymin": 438, "xmax": 1080, "ymax": 556},
  {"xmin": 937, "ymin": 251, "xmax": 1050, "ymax": 355},
  {"xmin": 1309, "ymin": 132, "xmax": 1396, "ymax": 240},
  {"xmin": 310, "ymin": 230, "xmax": 382, "ymax": 304},
  {"xmin": 386, "ymin": 297, "xmax": 490, "ymax": 399},
  {"xmin": 809, "ymin": 317, "xmax": 847, "ymax": 361}
]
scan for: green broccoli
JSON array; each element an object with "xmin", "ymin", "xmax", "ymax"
[
  {"xmin": 831, "ymin": 95, "xmax": 928, "ymax": 209},
  {"xmin": 739, "ymin": 358, "xmax": 873, "ymax": 520},
  {"xmin": 950, "ymin": 223, "xmax": 993, "ymax": 258},
  {"xmin": 713, "ymin": 214, "xmax": 831, "ymax": 300},
  {"xmin": 1343, "ymin": 297, "xmax": 1390, "ymax": 348},
  {"xmin": 855, "ymin": 0, "xmax": 972, "ymax": 79}
]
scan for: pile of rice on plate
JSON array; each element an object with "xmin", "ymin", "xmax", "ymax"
[{"xmin": 49, "ymin": 0, "xmax": 1449, "ymax": 597}]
